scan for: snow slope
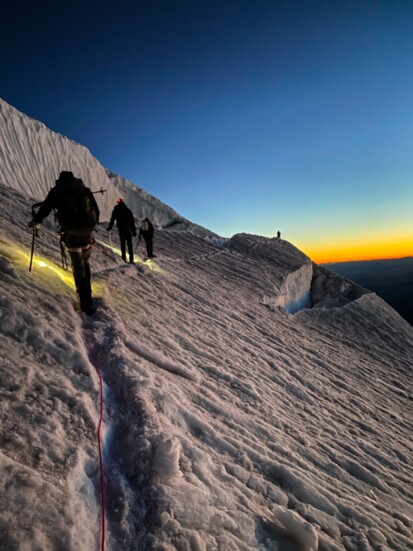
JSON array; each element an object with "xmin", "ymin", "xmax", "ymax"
[
  {"xmin": 1, "ymin": 182, "xmax": 412, "ymax": 551},
  {"xmin": 0, "ymin": 98, "xmax": 215, "ymax": 237}
]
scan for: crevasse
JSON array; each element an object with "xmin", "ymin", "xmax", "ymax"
[
  {"xmin": 264, "ymin": 263, "xmax": 313, "ymax": 314},
  {"xmin": 265, "ymin": 262, "xmax": 369, "ymax": 315}
]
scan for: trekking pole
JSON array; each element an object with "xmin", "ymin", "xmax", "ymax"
[
  {"xmin": 108, "ymin": 231, "xmax": 112, "ymax": 248},
  {"xmin": 135, "ymin": 237, "xmax": 141, "ymax": 251},
  {"xmin": 29, "ymin": 225, "xmax": 38, "ymax": 272},
  {"xmin": 29, "ymin": 202, "xmax": 42, "ymax": 272}
]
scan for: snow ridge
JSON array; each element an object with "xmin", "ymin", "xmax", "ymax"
[
  {"xmin": 107, "ymin": 171, "xmax": 217, "ymax": 238},
  {"xmin": 0, "ymin": 98, "xmax": 215, "ymax": 236},
  {"xmin": 0, "ymin": 99, "xmax": 118, "ymax": 219}
]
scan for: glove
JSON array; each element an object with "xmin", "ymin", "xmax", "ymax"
[
  {"xmin": 28, "ymin": 220, "xmax": 38, "ymax": 229},
  {"xmin": 106, "ymin": 227, "xmax": 111, "ymax": 232}
]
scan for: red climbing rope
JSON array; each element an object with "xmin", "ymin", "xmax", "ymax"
[{"xmin": 82, "ymin": 315, "xmax": 106, "ymax": 551}]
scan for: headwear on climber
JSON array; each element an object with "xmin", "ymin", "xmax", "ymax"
[{"xmin": 57, "ymin": 171, "xmax": 75, "ymax": 183}]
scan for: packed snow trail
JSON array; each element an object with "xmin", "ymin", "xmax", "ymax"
[
  {"xmin": 80, "ymin": 299, "xmax": 155, "ymax": 550},
  {"xmin": 79, "ymin": 314, "xmax": 106, "ymax": 551}
]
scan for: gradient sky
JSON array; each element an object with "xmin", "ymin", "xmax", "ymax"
[{"xmin": 1, "ymin": 0, "xmax": 413, "ymax": 263}]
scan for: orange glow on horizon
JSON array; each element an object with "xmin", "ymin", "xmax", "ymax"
[{"xmin": 304, "ymin": 238, "xmax": 413, "ymax": 264}]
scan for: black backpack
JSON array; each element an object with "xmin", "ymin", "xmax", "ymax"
[{"xmin": 54, "ymin": 176, "xmax": 98, "ymax": 232}]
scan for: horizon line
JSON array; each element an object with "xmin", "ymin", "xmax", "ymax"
[{"xmin": 318, "ymin": 254, "xmax": 413, "ymax": 265}]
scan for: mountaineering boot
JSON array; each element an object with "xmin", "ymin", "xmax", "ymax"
[{"xmin": 75, "ymin": 278, "xmax": 96, "ymax": 315}]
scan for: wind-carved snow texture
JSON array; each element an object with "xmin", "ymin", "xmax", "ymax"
[
  {"xmin": 1, "ymin": 102, "xmax": 413, "ymax": 551},
  {"xmin": 0, "ymin": 98, "xmax": 215, "ymax": 236},
  {"xmin": 0, "ymin": 99, "xmax": 118, "ymax": 220},
  {"xmin": 1, "ymin": 182, "xmax": 413, "ymax": 551}
]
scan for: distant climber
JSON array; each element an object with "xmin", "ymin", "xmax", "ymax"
[
  {"xmin": 107, "ymin": 198, "xmax": 136, "ymax": 263},
  {"xmin": 276, "ymin": 231, "xmax": 281, "ymax": 239},
  {"xmin": 28, "ymin": 171, "xmax": 100, "ymax": 315},
  {"xmin": 139, "ymin": 217, "xmax": 154, "ymax": 258}
]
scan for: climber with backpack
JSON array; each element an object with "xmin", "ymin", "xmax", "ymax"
[
  {"xmin": 28, "ymin": 171, "xmax": 100, "ymax": 315},
  {"xmin": 138, "ymin": 217, "xmax": 154, "ymax": 259},
  {"xmin": 106, "ymin": 198, "xmax": 136, "ymax": 263}
]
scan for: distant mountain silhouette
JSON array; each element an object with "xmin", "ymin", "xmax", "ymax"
[{"xmin": 324, "ymin": 257, "xmax": 413, "ymax": 326}]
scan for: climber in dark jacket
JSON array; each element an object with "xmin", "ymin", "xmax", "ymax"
[
  {"xmin": 107, "ymin": 198, "xmax": 136, "ymax": 263},
  {"xmin": 138, "ymin": 218, "xmax": 154, "ymax": 258},
  {"xmin": 28, "ymin": 171, "xmax": 100, "ymax": 315}
]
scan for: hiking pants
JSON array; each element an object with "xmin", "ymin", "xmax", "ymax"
[
  {"xmin": 68, "ymin": 245, "xmax": 92, "ymax": 283},
  {"xmin": 119, "ymin": 231, "xmax": 134, "ymax": 262},
  {"xmin": 141, "ymin": 231, "xmax": 153, "ymax": 258},
  {"xmin": 61, "ymin": 231, "xmax": 94, "ymax": 313}
]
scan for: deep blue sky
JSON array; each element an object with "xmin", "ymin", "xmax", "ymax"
[{"xmin": 1, "ymin": 0, "xmax": 413, "ymax": 260}]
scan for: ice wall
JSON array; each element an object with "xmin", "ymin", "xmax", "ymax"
[
  {"xmin": 0, "ymin": 99, "xmax": 118, "ymax": 220},
  {"xmin": 0, "ymin": 98, "xmax": 216, "ymax": 237},
  {"xmin": 266, "ymin": 263, "xmax": 313, "ymax": 314},
  {"xmin": 279, "ymin": 264, "xmax": 313, "ymax": 314}
]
